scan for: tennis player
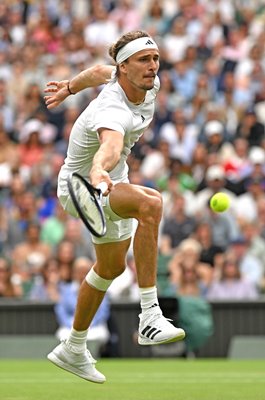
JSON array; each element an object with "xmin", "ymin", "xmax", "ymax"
[{"xmin": 45, "ymin": 30, "xmax": 185, "ymax": 383}]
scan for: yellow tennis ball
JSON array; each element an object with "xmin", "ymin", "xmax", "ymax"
[{"xmin": 210, "ymin": 192, "xmax": 230, "ymax": 213}]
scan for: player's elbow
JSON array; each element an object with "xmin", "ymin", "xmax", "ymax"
[
  {"xmin": 92, "ymin": 64, "xmax": 104, "ymax": 76},
  {"xmin": 91, "ymin": 65, "xmax": 112, "ymax": 84}
]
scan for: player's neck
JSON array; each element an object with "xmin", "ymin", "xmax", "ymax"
[{"xmin": 118, "ymin": 78, "xmax": 146, "ymax": 105}]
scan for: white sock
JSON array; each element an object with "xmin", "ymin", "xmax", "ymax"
[
  {"xmin": 139, "ymin": 286, "xmax": 159, "ymax": 312},
  {"xmin": 67, "ymin": 328, "xmax": 88, "ymax": 353}
]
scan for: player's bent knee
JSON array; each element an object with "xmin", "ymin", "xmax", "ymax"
[
  {"xmin": 85, "ymin": 267, "xmax": 114, "ymax": 292},
  {"xmin": 138, "ymin": 193, "xmax": 162, "ymax": 224}
]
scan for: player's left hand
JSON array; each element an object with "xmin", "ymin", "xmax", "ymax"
[{"xmin": 44, "ymin": 80, "xmax": 70, "ymax": 109}]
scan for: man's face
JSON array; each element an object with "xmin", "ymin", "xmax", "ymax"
[{"xmin": 121, "ymin": 49, "xmax": 160, "ymax": 91}]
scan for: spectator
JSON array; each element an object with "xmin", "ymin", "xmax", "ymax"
[
  {"xmin": 55, "ymin": 239, "xmax": 76, "ymax": 284},
  {"xmin": 0, "ymin": 257, "xmax": 22, "ymax": 298},
  {"xmin": 194, "ymin": 164, "xmax": 237, "ymax": 216},
  {"xmin": 240, "ymin": 220, "xmax": 265, "ymax": 275},
  {"xmin": 40, "ymin": 202, "xmax": 68, "ymax": 249},
  {"xmin": 6, "ymin": 60, "xmax": 28, "ymax": 109},
  {"xmin": 28, "ymin": 257, "xmax": 60, "ymax": 302},
  {"xmin": 12, "ymin": 222, "xmax": 51, "ymax": 269},
  {"xmin": 235, "ymin": 175, "xmax": 265, "ymax": 223},
  {"xmin": 161, "ymin": 169, "xmax": 196, "ymax": 218},
  {"xmin": 235, "ymin": 107, "xmax": 265, "ymax": 148},
  {"xmin": 0, "ymin": 205, "xmax": 8, "ymax": 256},
  {"xmin": 18, "ymin": 119, "xmax": 46, "ymax": 168},
  {"xmin": 202, "ymin": 120, "xmax": 232, "ymax": 155},
  {"xmin": 194, "ymin": 221, "xmax": 224, "ymax": 267},
  {"xmin": 140, "ymin": 139, "xmax": 171, "ymax": 184},
  {"xmin": 174, "ymin": 262, "xmax": 206, "ymax": 298},
  {"xmin": 54, "ymin": 122, "xmax": 72, "ymax": 156},
  {"xmin": 256, "ymin": 196, "xmax": 265, "ymax": 241},
  {"xmin": 152, "ymin": 86, "xmax": 173, "ymax": 143},
  {"xmin": 9, "ymin": 190, "xmax": 40, "ymax": 236},
  {"xmin": 84, "ymin": 2, "xmax": 119, "ymax": 61},
  {"xmin": 11, "ymin": 221, "xmax": 52, "ymax": 294},
  {"xmin": 0, "ymin": 79, "xmax": 15, "ymax": 132},
  {"xmin": 244, "ymin": 146, "xmax": 265, "ymax": 188},
  {"xmin": 109, "ymin": 0, "xmax": 141, "ymax": 34},
  {"xmin": 198, "ymin": 201, "xmax": 241, "ymax": 251},
  {"xmin": 161, "ymin": 192, "xmax": 196, "ymax": 249},
  {"xmin": 229, "ymin": 236, "xmax": 263, "ymax": 287},
  {"xmin": 141, "ymin": 0, "xmax": 171, "ymax": 37},
  {"xmin": 170, "ymin": 58, "xmax": 198, "ymax": 102},
  {"xmin": 169, "ymin": 238, "xmax": 212, "ymax": 295},
  {"xmin": 63, "ymin": 218, "xmax": 96, "ymax": 261},
  {"xmin": 207, "ymin": 250, "xmax": 259, "ymax": 300},
  {"xmin": 1, "ymin": 174, "xmax": 27, "ymax": 249},
  {"xmin": 221, "ymin": 137, "xmax": 251, "ymax": 193},
  {"xmin": 0, "ymin": 128, "xmax": 19, "ymax": 183},
  {"xmin": 234, "ymin": 43, "xmax": 264, "ymax": 103},
  {"xmin": 20, "ymin": 82, "xmax": 47, "ymax": 122},
  {"xmin": 227, "ymin": 145, "xmax": 265, "ymax": 196},
  {"xmin": 159, "ymin": 108, "xmax": 198, "ymax": 164},
  {"xmin": 157, "ymin": 69, "xmax": 183, "ymax": 112},
  {"xmin": 190, "ymin": 143, "xmax": 209, "ymax": 187},
  {"xmin": 162, "ymin": 16, "xmax": 192, "ymax": 64}
]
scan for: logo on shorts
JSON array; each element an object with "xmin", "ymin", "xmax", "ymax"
[{"xmin": 141, "ymin": 115, "xmax": 145, "ymax": 123}]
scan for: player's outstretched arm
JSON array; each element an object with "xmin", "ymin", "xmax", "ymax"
[
  {"xmin": 44, "ymin": 64, "xmax": 115, "ymax": 109},
  {"xmin": 89, "ymin": 128, "xmax": 124, "ymax": 193}
]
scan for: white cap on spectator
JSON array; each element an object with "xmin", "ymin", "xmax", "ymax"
[
  {"xmin": 205, "ymin": 120, "xmax": 224, "ymax": 136},
  {"xmin": 20, "ymin": 119, "xmax": 44, "ymax": 143},
  {"xmin": 248, "ymin": 146, "xmax": 265, "ymax": 165},
  {"xmin": 206, "ymin": 165, "xmax": 225, "ymax": 181},
  {"xmin": 178, "ymin": 238, "xmax": 202, "ymax": 254}
]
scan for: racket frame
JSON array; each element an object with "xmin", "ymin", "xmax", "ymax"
[{"xmin": 67, "ymin": 172, "xmax": 107, "ymax": 237}]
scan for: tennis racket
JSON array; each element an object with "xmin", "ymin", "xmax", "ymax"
[{"xmin": 67, "ymin": 172, "xmax": 108, "ymax": 237}]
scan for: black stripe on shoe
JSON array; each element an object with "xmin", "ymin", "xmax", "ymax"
[
  {"xmin": 150, "ymin": 330, "xmax": 162, "ymax": 340},
  {"xmin": 141, "ymin": 326, "xmax": 162, "ymax": 340},
  {"xmin": 141, "ymin": 325, "xmax": 152, "ymax": 336}
]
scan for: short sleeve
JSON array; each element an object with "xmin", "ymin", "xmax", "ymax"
[{"xmin": 93, "ymin": 101, "xmax": 132, "ymax": 135}]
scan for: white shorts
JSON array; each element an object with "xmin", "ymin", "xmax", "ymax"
[{"xmin": 59, "ymin": 193, "xmax": 134, "ymax": 245}]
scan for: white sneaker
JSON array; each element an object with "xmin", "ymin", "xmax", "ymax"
[
  {"xmin": 47, "ymin": 340, "xmax": 106, "ymax": 383},
  {"xmin": 138, "ymin": 307, "xmax": 185, "ymax": 345}
]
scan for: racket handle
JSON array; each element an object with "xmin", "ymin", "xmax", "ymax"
[{"xmin": 96, "ymin": 181, "xmax": 108, "ymax": 194}]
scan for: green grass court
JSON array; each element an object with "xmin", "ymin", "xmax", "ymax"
[{"xmin": 1, "ymin": 359, "xmax": 264, "ymax": 400}]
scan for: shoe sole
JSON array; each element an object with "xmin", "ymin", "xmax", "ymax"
[
  {"xmin": 47, "ymin": 352, "xmax": 106, "ymax": 384},
  {"xmin": 138, "ymin": 330, "xmax": 185, "ymax": 346}
]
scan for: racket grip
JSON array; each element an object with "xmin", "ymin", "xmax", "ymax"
[{"xmin": 96, "ymin": 181, "xmax": 108, "ymax": 194}]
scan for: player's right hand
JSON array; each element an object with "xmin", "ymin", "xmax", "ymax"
[{"xmin": 89, "ymin": 168, "xmax": 113, "ymax": 196}]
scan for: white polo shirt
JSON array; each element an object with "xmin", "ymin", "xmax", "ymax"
[{"xmin": 57, "ymin": 75, "xmax": 160, "ymax": 196}]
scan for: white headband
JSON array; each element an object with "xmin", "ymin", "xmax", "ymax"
[{"xmin": 116, "ymin": 37, "xmax": 158, "ymax": 64}]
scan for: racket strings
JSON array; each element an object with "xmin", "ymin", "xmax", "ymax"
[{"xmin": 73, "ymin": 178, "xmax": 103, "ymax": 232}]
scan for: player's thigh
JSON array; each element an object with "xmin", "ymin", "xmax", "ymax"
[
  {"xmin": 93, "ymin": 237, "xmax": 131, "ymax": 279},
  {"xmin": 109, "ymin": 183, "xmax": 162, "ymax": 220}
]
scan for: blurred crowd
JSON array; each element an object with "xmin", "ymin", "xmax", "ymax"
[{"xmin": 0, "ymin": 0, "xmax": 265, "ymax": 315}]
